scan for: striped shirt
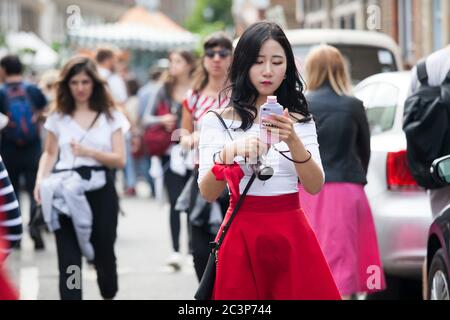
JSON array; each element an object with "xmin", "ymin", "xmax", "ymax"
[
  {"xmin": 183, "ymin": 90, "xmax": 230, "ymax": 129},
  {"xmin": 182, "ymin": 90, "xmax": 230, "ymax": 168},
  {"xmin": 0, "ymin": 156, "xmax": 22, "ymax": 257}
]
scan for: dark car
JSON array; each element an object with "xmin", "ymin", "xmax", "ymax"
[{"xmin": 426, "ymin": 155, "xmax": 450, "ymax": 300}]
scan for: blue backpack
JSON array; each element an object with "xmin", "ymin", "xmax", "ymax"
[{"xmin": 1, "ymin": 83, "xmax": 39, "ymax": 146}]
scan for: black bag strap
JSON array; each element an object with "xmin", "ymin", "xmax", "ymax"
[
  {"xmin": 207, "ymin": 109, "xmax": 256, "ymax": 251},
  {"xmin": 417, "ymin": 59, "xmax": 450, "ymax": 85},
  {"xmin": 79, "ymin": 112, "xmax": 101, "ymax": 144},
  {"xmin": 207, "ymin": 110, "xmax": 234, "ymax": 141},
  {"xmin": 215, "ymin": 173, "xmax": 256, "ymax": 250},
  {"xmin": 68, "ymin": 112, "xmax": 101, "ymax": 171},
  {"xmin": 417, "ymin": 60, "xmax": 429, "ymax": 86}
]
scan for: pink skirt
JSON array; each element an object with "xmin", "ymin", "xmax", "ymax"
[
  {"xmin": 212, "ymin": 193, "xmax": 341, "ymax": 300},
  {"xmin": 299, "ymin": 183, "xmax": 386, "ymax": 296}
]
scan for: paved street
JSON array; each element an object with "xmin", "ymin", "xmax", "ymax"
[{"xmin": 4, "ymin": 181, "xmax": 198, "ymax": 300}]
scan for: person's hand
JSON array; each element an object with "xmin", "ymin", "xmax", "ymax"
[
  {"xmin": 263, "ymin": 109, "xmax": 300, "ymax": 146},
  {"xmin": 180, "ymin": 132, "xmax": 200, "ymax": 151},
  {"xmin": 230, "ymin": 136, "xmax": 268, "ymax": 164},
  {"xmin": 180, "ymin": 135, "xmax": 194, "ymax": 151},
  {"xmin": 70, "ymin": 140, "xmax": 92, "ymax": 158},
  {"xmin": 160, "ymin": 114, "xmax": 177, "ymax": 131},
  {"xmin": 34, "ymin": 181, "xmax": 41, "ymax": 205}
]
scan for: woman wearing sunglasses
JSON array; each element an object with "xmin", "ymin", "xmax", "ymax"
[{"xmin": 179, "ymin": 32, "xmax": 232, "ymax": 281}]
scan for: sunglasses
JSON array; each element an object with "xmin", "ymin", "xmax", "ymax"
[{"xmin": 205, "ymin": 48, "xmax": 231, "ymax": 59}]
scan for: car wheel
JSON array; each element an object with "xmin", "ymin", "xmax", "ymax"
[{"xmin": 428, "ymin": 249, "xmax": 450, "ymax": 300}]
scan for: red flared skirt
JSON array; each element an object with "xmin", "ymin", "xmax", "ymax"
[
  {"xmin": 212, "ymin": 193, "xmax": 341, "ymax": 300},
  {"xmin": 0, "ymin": 269, "xmax": 18, "ymax": 300}
]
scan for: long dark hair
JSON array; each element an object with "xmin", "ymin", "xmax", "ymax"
[
  {"xmin": 55, "ymin": 56, "xmax": 115, "ymax": 118},
  {"xmin": 225, "ymin": 22, "xmax": 310, "ymax": 130}
]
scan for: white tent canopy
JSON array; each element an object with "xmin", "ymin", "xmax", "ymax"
[
  {"xmin": 5, "ymin": 32, "xmax": 59, "ymax": 70},
  {"xmin": 68, "ymin": 23, "xmax": 199, "ymax": 51}
]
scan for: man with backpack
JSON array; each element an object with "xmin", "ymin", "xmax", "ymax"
[
  {"xmin": 405, "ymin": 45, "xmax": 450, "ymax": 217},
  {"xmin": 0, "ymin": 55, "xmax": 47, "ymax": 250},
  {"xmin": 404, "ymin": 45, "xmax": 450, "ymax": 299}
]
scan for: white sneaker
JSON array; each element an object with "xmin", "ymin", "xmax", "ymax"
[{"xmin": 167, "ymin": 252, "xmax": 182, "ymax": 271}]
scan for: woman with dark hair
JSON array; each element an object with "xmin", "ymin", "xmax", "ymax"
[
  {"xmin": 178, "ymin": 32, "xmax": 232, "ymax": 281},
  {"xmin": 197, "ymin": 22, "xmax": 341, "ymax": 300},
  {"xmin": 33, "ymin": 56, "xmax": 129, "ymax": 300},
  {"xmin": 143, "ymin": 49, "xmax": 197, "ymax": 270}
]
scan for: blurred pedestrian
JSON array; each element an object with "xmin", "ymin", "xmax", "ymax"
[
  {"xmin": 406, "ymin": 44, "xmax": 450, "ymax": 299},
  {"xmin": 33, "ymin": 56, "xmax": 129, "ymax": 300},
  {"xmin": 0, "ymin": 155, "xmax": 22, "ymax": 299},
  {"xmin": 197, "ymin": 22, "xmax": 340, "ymax": 300},
  {"xmin": 95, "ymin": 47, "xmax": 128, "ymax": 106},
  {"xmin": 135, "ymin": 64, "xmax": 167, "ymax": 198},
  {"xmin": 0, "ymin": 155, "xmax": 22, "ymax": 255},
  {"xmin": 122, "ymin": 77, "xmax": 140, "ymax": 196},
  {"xmin": 408, "ymin": 44, "xmax": 450, "ymax": 218},
  {"xmin": 178, "ymin": 32, "xmax": 232, "ymax": 281},
  {"xmin": 38, "ymin": 69, "xmax": 60, "ymax": 105},
  {"xmin": 142, "ymin": 50, "xmax": 196, "ymax": 270},
  {"xmin": 0, "ymin": 54, "xmax": 47, "ymax": 250},
  {"xmin": 300, "ymin": 45, "xmax": 385, "ymax": 299}
]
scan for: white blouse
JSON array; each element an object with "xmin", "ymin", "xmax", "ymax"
[
  {"xmin": 44, "ymin": 111, "xmax": 130, "ymax": 170},
  {"xmin": 198, "ymin": 112, "xmax": 324, "ymax": 196}
]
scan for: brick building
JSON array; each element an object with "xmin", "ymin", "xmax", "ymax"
[{"xmin": 233, "ymin": 0, "xmax": 450, "ymax": 64}]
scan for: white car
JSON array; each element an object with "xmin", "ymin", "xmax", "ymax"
[
  {"xmin": 234, "ymin": 28, "xmax": 404, "ymax": 84},
  {"xmin": 286, "ymin": 28, "xmax": 404, "ymax": 84},
  {"xmin": 354, "ymin": 71, "xmax": 432, "ymax": 298}
]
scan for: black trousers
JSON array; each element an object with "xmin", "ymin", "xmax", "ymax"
[
  {"xmin": 1, "ymin": 142, "xmax": 40, "ymax": 232},
  {"xmin": 161, "ymin": 155, "xmax": 191, "ymax": 253},
  {"xmin": 191, "ymin": 224, "xmax": 215, "ymax": 281},
  {"xmin": 54, "ymin": 167, "xmax": 119, "ymax": 300},
  {"xmin": 188, "ymin": 169, "xmax": 229, "ymax": 281}
]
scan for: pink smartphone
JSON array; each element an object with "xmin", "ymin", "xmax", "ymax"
[{"xmin": 260, "ymin": 96, "xmax": 284, "ymax": 145}]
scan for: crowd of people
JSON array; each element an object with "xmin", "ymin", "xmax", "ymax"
[{"xmin": 1, "ymin": 20, "xmax": 447, "ymax": 301}]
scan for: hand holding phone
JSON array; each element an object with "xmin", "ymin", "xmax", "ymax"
[{"xmin": 260, "ymin": 96, "xmax": 284, "ymax": 145}]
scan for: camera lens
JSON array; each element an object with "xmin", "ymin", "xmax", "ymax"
[{"xmin": 256, "ymin": 165, "xmax": 274, "ymax": 181}]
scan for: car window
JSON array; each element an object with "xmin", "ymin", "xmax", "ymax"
[
  {"xmin": 354, "ymin": 82, "xmax": 399, "ymax": 135},
  {"xmin": 333, "ymin": 45, "xmax": 397, "ymax": 83},
  {"xmin": 292, "ymin": 44, "xmax": 398, "ymax": 84}
]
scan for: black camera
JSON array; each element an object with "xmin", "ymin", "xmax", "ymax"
[{"xmin": 250, "ymin": 161, "xmax": 274, "ymax": 181}]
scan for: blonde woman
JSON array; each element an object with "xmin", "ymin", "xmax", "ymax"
[{"xmin": 300, "ymin": 45, "xmax": 385, "ymax": 299}]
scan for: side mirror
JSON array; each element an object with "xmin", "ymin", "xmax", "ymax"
[{"xmin": 431, "ymin": 155, "xmax": 450, "ymax": 184}]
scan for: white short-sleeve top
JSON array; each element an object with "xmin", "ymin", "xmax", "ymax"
[
  {"xmin": 198, "ymin": 112, "xmax": 324, "ymax": 196},
  {"xmin": 44, "ymin": 110, "xmax": 130, "ymax": 170}
]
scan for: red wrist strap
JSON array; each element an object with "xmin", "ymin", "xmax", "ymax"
[{"xmin": 212, "ymin": 163, "xmax": 244, "ymax": 202}]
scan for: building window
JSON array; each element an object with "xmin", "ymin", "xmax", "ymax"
[
  {"xmin": 338, "ymin": 14, "xmax": 356, "ymax": 29},
  {"xmin": 0, "ymin": 0, "xmax": 20, "ymax": 33},
  {"xmin": 304, "ymin": 0, "xmax": 324, "ymax": 13},
  {"xmin": 432, "ymin": 0, "xmax": 442, "ymax": 50}
]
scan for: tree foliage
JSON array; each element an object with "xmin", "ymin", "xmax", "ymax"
[{"xmin": 184, "ymin": 0, "xmax": 233, "ymax": 37}]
